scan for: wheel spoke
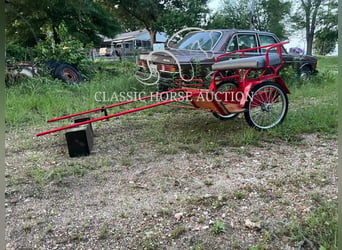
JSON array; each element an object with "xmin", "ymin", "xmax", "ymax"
[{"xmin": 245, "ymin": 83, "xmax": 288, "ymax": 130}]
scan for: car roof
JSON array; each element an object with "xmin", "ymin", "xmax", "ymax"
[{"xmin": 199, "ymin": 29, "xmax": 274, "ymax": 36}]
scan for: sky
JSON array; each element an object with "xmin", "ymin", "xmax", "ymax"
[
  {"xmin": 208, "ymin": 0, "xmax": 221, "ymax": 11},
  {"xmin": 206, "ymin": 0, "xmax": 338, "ymax": 55}
]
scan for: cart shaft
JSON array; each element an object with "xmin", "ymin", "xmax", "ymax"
[{"xmin": 36, "ymin": 95, "xmax": 187, "ymax": 136}]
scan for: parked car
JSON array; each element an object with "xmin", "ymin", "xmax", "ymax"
[{"xmin": 136, "ymin": 29, "xmax": 318, "ymax": 91}]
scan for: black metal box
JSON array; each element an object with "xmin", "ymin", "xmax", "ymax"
[
  {"xmin": 74, "ymin": 117, "xmax": 94, "ymax": 136},
  {"xmin": 65, "ymin": 124, "xmax": 93, "ymax": 157}
]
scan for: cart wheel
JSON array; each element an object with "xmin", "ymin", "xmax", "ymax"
[
  {"xmin": 244, "ymin": 82, "xmax": 288, "ymax": 130},
  {"xmin": 213, "ymin": 80, "xmax": 239, "ymax": 120}
]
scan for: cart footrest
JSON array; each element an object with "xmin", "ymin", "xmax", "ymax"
[
  {"xmin": 223, "ymin": 103, "xmax": 245, "ymax": 113},
  {"xmin": 183, "ymin": 88, "xmax": 230, "ymax": 115}
]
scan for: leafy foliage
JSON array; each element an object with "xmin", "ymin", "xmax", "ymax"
[
  {"xmin": 5, "ymin": 42, "xmax": 31, "ymax": 62},
  {"xmin": 313, "ymin": 0, "xmax": 338, "ymax": 55},
  {"xmin": 33, "ymin": 32, "xmax": 90, "ymax": 66},
  {"xmin": 290, "ymin": 0, "xmax": 336, "ymax": 55},
  {"xmin": 207, "ymin": 0, "xmax": 251, "ymax": 30},
  {"xmin": 157, "ymin": 0, "xmax": 209, "ymax": 36},
  {"xmin": 314, "ymin": 28, "xmax": 337, "ymax": 55},
  {"xmin": 33, "ymin": 39, "xmax": 94, "ymax": 79},
  {"xmin": 254, "ymin": 0, "xmax": 291, "ymax": 39},
  {"xmin": 103, "ymin": 0, "xmax": 209, "ymax": 46},
  {"xmin": 207, "ymin": 0, "xmax": 290, "ymax": 39},
  {"xmin": 5, "ymin": 0, "xmax": 121, "ymax": 47}
]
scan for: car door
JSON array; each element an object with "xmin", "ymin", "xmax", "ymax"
[
  {"xmin": 258, "ymin": 34, "xmax": 293, "ymax": 68},
  {"xmin": 225, "ymin": 33, "xmax": 260, "ymax": 59}
]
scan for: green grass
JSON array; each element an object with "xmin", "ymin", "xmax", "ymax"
[
  {"xmin": 316, "ymin": 56, "xmax": 338, "ymax": 71},
  {"xmin": 5, "ymin": 61, "xmax": 153, "ymax": 128},
  {"xmin": 5, "ymin": 58, "xmax": 337, "ymax": 149},
  {"xmin": 281, "ymin": 201, "xmax": 338, "ymax": 249},
  {"xmin": 211, "ymin": 221, "xmax": 227, "ymax": 234}
]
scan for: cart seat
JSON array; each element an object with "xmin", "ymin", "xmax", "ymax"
[{"xmin": 212, "ymin": 54, "xmax": 280, "ymax": 71}]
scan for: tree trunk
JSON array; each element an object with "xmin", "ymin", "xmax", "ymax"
[
  {"xmin": 147, "ymin": 28, "xmax": 156, "ymax": 50},
  {"xmin": 52, "ymin": 25, "xmax": 61, "ymax": 44},
  {"xmin": 306, "ymin": 33, "xmax": 314, "ymax": 55}
]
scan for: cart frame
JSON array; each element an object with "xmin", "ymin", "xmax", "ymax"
[{"xmin": 36, "ymin": 41, "xmax": 290, "ymax": 136}]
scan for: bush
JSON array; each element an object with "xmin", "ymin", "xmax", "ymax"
[
  {"xmin": 5, "ymin": 42, "xmax": 31, "ymax": 62},
  {"xmin": 33, "ymin": 39, "xmax": 95, "ymax": 80},
  {"xmin": 279, "ymin": 66, "xmax": 301, "ymax": 86}
]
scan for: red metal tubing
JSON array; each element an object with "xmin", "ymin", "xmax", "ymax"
[
  {"xmin": 47, "ymin": 89, "xmax": 183, "ymax": 123},
  {"xmin": 36, "ymin": 95, "xmax": 188, "ymax": 136},
  {"xmin": 215, "ymin": 41, "xmax": 289, "ymax": 62}
]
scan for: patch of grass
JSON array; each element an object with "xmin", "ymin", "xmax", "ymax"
[
  {"xmin": 22, "ymin": 222, "xmax": 33, "ymax": 232},
  {"xmin": 280, "ymin": 201, "xmax": 337, "ymax": 249},
  {"xmin": 7, "ymin": 176, "xmax": 19, "ymax": 186},
  {"xmin": 233, "ymin": 190, "xmax": 246, "ymax": 200},
  {"xmin": 120, "ymin": 157, "xmax": 132, "ymax": 166},
  {"xmin": 46, "ymin": 224, "xmax": 53, "ymax": 233},
  {"xmin": 267, "ymin": 76, "xmax": 337, "ymax": 142},
  {"xmin": 98, "ymin": 223, "xmax": 108, "ymax": 239},
  {"xmin": 203, "ymin": 180, "xmax": 214, "ymax": 187},
  {"xmin": 249, "ymin": 231, "xmax": 272, "ymax": 250},
  {"xmin": 5, "ymin": 66, "xmax": 153, "ymax": 128},
  {"xmin": 316, "ymin": 56, "xmax": 338, "ymax": 71},
  {"xmin": 157, "ymin": 208, "xmax": 172, "ymax": 217},
  {"xmin": 70, "ymin": 232, "xmax": 83, "ymax": 241},
  {"xmin": 28, "ymin": 166, "xmax": 48, "ymax": 186},
  {"xmin": 26, "ymin": 162, "xmax": 94, "ymax": 186},
  {"xmin": 187, "ymin": 196, "xmax": 213, "ymax": 207},
  {"xmin": 169, "ymin": 226, "xmax": 186, "ymax": 239},
  {"xmin": 211, "ymin": 221, "xmax": 227, "ymax": 234},
  {"xmin": 6, "ymin": 58, "xmax": 337, "ymax": 150}
]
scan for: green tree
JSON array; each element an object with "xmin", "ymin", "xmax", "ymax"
[
  {"xmin": 291, "ymin": 0, "xmax": 324, "ymax": 55},
  {"xmin": 158, "ymin": 0, "xmax": 209, "ymax": 36},
  {"xmin": 102, "ymin": 0, "xmax": 163, "ymax": 46},
  {"xmin": 207, "ymin": 0, "xmax": 250, "ymax": 30},
  {"xmin": 207, "ymin": 0, "xmax": 290, "ymax": 39},
  {"xmin": 5, "ymin": 0, "xmax": 121, "ymax": 46},
  {"xmin": 313, "ymin": 0, "xmax": 337, "ymax": 55},
  {"xmin": 103, "ymin": 0, "xmax": 209, "ymax": 48},
  {"xmin": 254, "ymin": 0, "xmax": 291, "ymax": 39}
]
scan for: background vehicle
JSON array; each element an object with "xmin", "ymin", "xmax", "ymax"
[{"xmin": 136, "ymin": 29, "xmax": 318, "ymax": 91}]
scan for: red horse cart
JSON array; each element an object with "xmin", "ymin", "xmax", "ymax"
[{"xmin": 37, "ymin": 41, "xmax": 290, "ymax": 138}]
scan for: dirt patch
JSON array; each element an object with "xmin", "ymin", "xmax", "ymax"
[{"xmin": 5, "ymin": 118, "xmax": 337, "ymax": 249}]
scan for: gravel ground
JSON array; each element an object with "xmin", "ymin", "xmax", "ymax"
[{"xmin": 5, "ymin": 117, "xmax": 338, "ymax": 249}]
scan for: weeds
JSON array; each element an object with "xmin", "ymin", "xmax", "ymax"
[
  {"xmin": 211, "ymin": 221, "xmax": 227, "ymax": 234},
  {"xmin": 98, "ymin": 223, "xmax": 109, "ymax": 239},
  {"xmin": 6, "ymin": 58, "xmax": 337, "ymax": 152},
  {"xmin": 169, "ymin": 226, "xmax": 186, "ymax": 239},
  {"xmin": 233, "ymin": 190, "xmax": 246, "ymax": 200},
  {"xmin": 281, "ymin": 201, "xmax": 338, "ymax": 249}
]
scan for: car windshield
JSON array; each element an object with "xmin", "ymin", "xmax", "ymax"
[{"xmin": 173, "ymin": 31, "xmax": 221, "ymax": 51}]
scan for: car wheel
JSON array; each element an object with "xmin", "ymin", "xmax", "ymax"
[
  {"xmin": 54, "ymin": 63, "xmax": 83, "ymax": 83},
  {"xmin": 213, "ymin": 80, "xmax": 240, "ymax": 120},
  {"xmin": 299, "ymin": 66, "xmax": 312, "ymax": 81}
]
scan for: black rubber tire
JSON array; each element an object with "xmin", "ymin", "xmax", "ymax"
[
  {"xmin": 54, "ymin": 63, "xmax": 83, "ymax": 83},
  {"xmin": 244, "ymin": 82, "xmax": 288, "ymax": 130},
  {"xmin": 45, "ymin": 60, "xmax": 61, "ymax": 74},
  {"xmin": 298, "ymin": 66, "xmax": 312, "ymax": 81},
  {"xmin": 213, "ymin": 80, "xmax": 240, "ymax": 120}
]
